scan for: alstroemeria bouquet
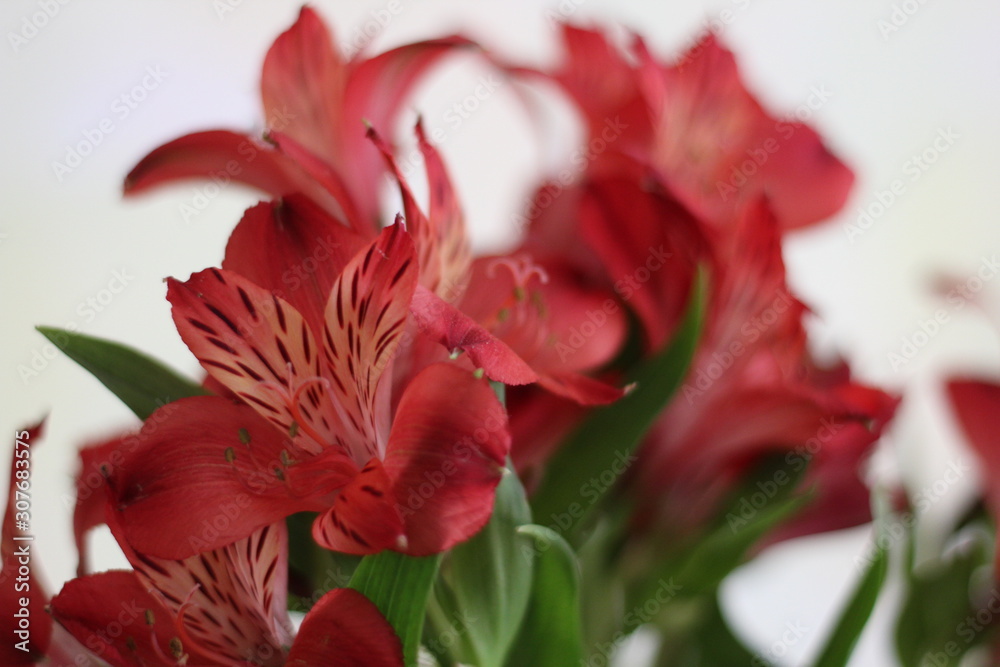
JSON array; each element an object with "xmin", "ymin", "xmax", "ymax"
[{"xmin": 7, "ymin": 7, "xmax": 923, "ymax": 667}]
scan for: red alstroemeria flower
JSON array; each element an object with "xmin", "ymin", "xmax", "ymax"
[
  {"xmin": 111, "ymin": 223, "xmax": 510, "ymax": 561},
  {"xmin": 369, "ymin": 129, "xmax": 628, "ymax": 405},
  {"xmin": 535, "ymin": 24, "xmax": 853, "ymax": 231},
  {"xmin": 453, "ymin": 254, "xmax": 627, "ymax": 405},
  {"xmin": 51, "ymin": 516, "xmax": 403, "ymax": 666},
  {"xmin": 124, "ymin": 6, "xmax": 473, "ymax": 229},
  {"xmin": 628, "ymin": 201, "xmax": 898, "ymax": 539},
  {"xmin": 947, "ymin": 379, "xmax": 1000, "ymax": 574}
]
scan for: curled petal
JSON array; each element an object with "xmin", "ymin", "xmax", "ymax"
[
  {"xmin": 312, "ymin": 459, "xmax": 406, "ymax": 555},
  {"xmin": 410, "ymin": 285, "xmax": 537, "ymax": 386}
]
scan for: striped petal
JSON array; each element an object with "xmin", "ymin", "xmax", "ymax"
[
  {"xmin": 50, "ymin": 570, "xmax": 195, "ymax": 667},
  {"xmin": 110, "ymin": 512, "xmax": 292, "ymax": 667},
  {"xmin": 312, "ymin": 458, "xmax": 406, "ymax": 555},
  {"xmin": 222, "ymin": 196, "xmax": 366, "ymax": 335},
  {"xmin": 322, "ymin": 222, "xmax": 418, "ymax": 458},
  {"xmin": 169, "ymin": 267, "xmax": 341, "ymax": 453},
  {"xmin": 370, "ymin": 122, "xmax": 471, "ymax": 300}
]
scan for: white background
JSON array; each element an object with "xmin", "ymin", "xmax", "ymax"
[{"xmin": 2, "ymin": 1, "xmax": 999, "ymax": 665}]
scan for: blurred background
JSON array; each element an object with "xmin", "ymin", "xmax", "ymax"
[{"xmin": 2, "ymin": 1, "xmax": 998, "ymax": 664}]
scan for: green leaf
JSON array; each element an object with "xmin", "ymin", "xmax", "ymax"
[
  {"xmin": 671, "ymin": 493, "xmax": 810, "ymax": 600},
  {"xmin": 624, "ymin": 456, "xmax": 812, "ymax": 616},
  {"xmin": 529, "ymin": 270, "xmax": 706, "ymax": 539},
  {"xmin": 426, "ymin": 465, "xmax": 534, "ymax": 667},
  {"xmin": 894, "ymin": 527, "xmax": 992, "ymax": 667},
  {"xmin": 504, "ymin": 525, "xmax": 584, "ymax": 667},
  {"xmin": 348, "ymin": 551, "xmax": 442, "ymax": 667},
  {"xmin": 37, "ymin": 326, "xmax": 206, "ymax": 420},
  {"xmin": 651, "ymin": 594, "xmax": 758, "ymax": 667},
  {"xmin": 811, "ymin": 528, "xmax": 890, "ymax": 667}
]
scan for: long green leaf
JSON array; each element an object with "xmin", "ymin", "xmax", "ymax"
[
  {"xmin": 811, "ymin": 528, "xmax": 890, "ymax": 667},
  {"xmin": 348, "ymin": 551, "xmax": 441, "ymax": 667},
  {"xmin": 529, "ymin": 271, "xmax": 706, "ymax": 538},
  {"xmin": 504, "ymin": 525, "xmax": 584, "ymax": 667},
  {"xmin": 37, "ymin": 326, "xmax": 206, "ymax": 420}
]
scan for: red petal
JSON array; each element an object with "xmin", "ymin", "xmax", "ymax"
[
  {"xmin": 49, "ymin": 570, "xmax": 191, "ymax": 667},
  {"xmin": 370, "ymin": 122, "xmax": 471, "ymax": 299},
  {"xmin": 580, "ymin": 175, "xmax": 705, "ymax": 351},
  {"xmin": 124, "ymin": 128, "xmax": 354, "ymax": 222},
  {"xmin": 385, "ymin": 363, "xmax": 509, "ymax": 555},
  {"xmin": 948, "ymin": 379, "xmax": 1000, "ymax": 574},
  {"xmin": 551, "ymin": 24, "xmax": 652, "ymax": 147},
  {"xmin": 286, "ymin": 588, "xmax": 403, "ymax": 666},
  {"xmin": 110, "ymin": 513, "xmax": 292, "ymax": 666},
  {"xmin": 268, "ymin": 131, "xmax": 366, "ymax": 230},
  {"xmin": 312, "ymin": 459, "xmax": 406, "ymax": 555},
  {"xmin": 643, "ymin": 34, "xmax": 853, "ymax": 230},
  {"xmin": 322, "ymin": 223, "xmax": 418, "ymax": 455},
  {"xmin": 223, "ymin": 197, "xmax": 366, "ymax": 335},
  {"xmin": 169, "ymin": 267, "xmax": 343, "ymax": 452},
  {"xmin": 948, "ymin": 380, "xmax": 1000, "ymax": 474},
  {"xmin": 109, "ymin": 396, "xmax": 326, "ymax": 559},
  {"xmin": 73, "ymin": 433, "xmax": 130, "ymax": 576},
  {"xmin": 261, "ymin": 7, "xmax": 346, "ymax": 180},
  {"xmin": 410, "ymin": 285, "xmax": 537, "ymax": 386}
]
